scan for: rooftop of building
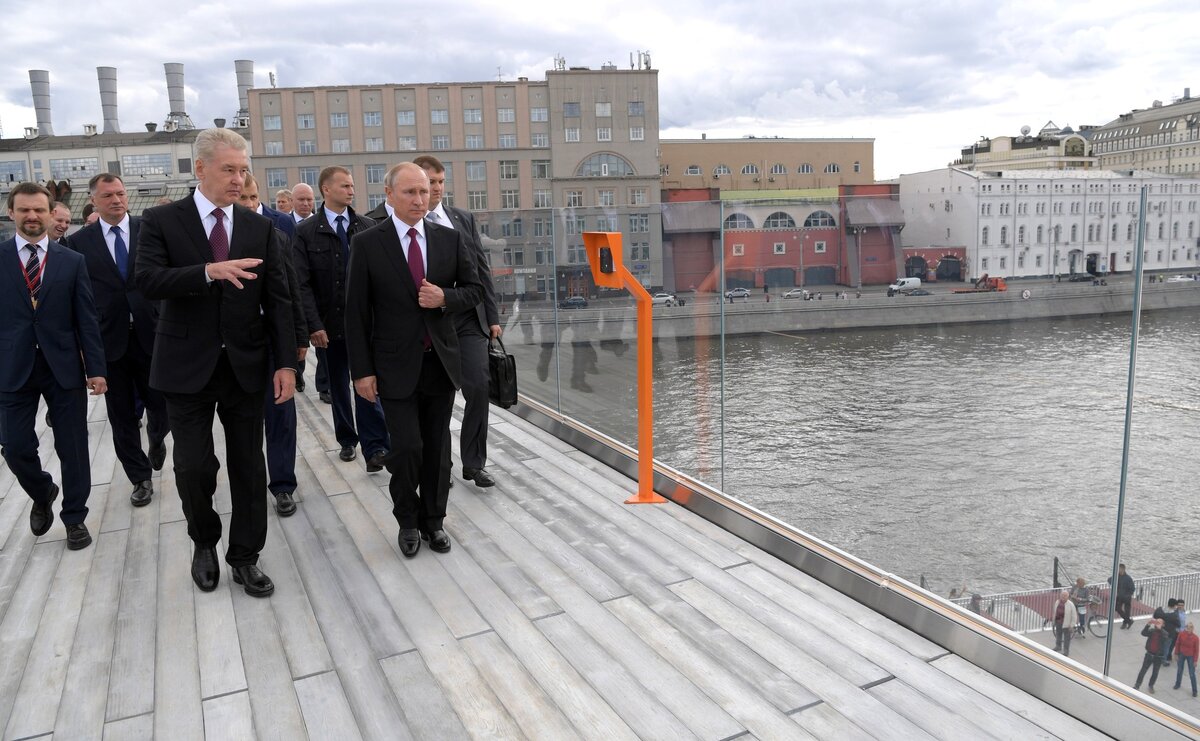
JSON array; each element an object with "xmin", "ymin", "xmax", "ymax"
[
  {"xmin": 0, "ymin": 128, "xmax": 201, "ymax": 153},
  {"xmin": 662, "ymin": 137, "xmax": 874, "ymax": 144}
]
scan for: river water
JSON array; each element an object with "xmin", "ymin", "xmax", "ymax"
[{"xmin": 520, "ymin": 308, "xmax": 1200, "ymax": 596}]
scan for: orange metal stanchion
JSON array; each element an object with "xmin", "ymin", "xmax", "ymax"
[{"xmin": 583, "ymin": 232, "xmax": 667, "ymax": 504}]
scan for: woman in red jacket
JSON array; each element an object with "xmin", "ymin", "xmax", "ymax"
[{"xmin": 1173, "ymin": 622, "xmax": 1199, "ymax": 697}]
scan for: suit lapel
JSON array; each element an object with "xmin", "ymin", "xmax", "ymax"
[
  {"xmin": 125, "ymin": 216, "xmax": 141, "ymax": 286},
  {"xmin": 38, "ymin": 241, "xmax": 70, "ymax": 305},
  {"xmin": 81, "ymin": 223, "xmax": 125, "ymax": 284},
  {"xmin": 177, "ymin": 198, "xmax": 216, "ymax": 264},
  {"xmin": 379, "ymin": 218, "xmax": 419, "ymax": 298},
  {"xmin": 2, "ymin": 239, "xmax": 34, "ymax": 314},
  {"xmin": 230, "ymin": 205, "xmax": 254, "ymax": 260}
]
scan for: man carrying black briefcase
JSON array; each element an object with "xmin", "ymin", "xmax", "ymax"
[{"xmin": 488, "ymin": 337, "xmax": 517, "ymax": 409}]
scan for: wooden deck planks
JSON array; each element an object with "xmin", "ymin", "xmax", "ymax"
[
  {"xmin": 104, "ymin": 493, "xmax": 161, "ymax": 723},
  {"xmin": 152, "ymin": 520, "xmax": 204, "ymax": 741},
  {"xmin": 293, "ymin": 671, "xmax": 364, "ymax": 741}
]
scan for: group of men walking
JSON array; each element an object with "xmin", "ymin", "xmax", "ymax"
[{"xmin": 1, "ymin": 127, "xmax": 501, "ymax": 597}]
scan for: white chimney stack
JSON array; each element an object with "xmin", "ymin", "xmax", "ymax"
[
  {"xmin": 234, "ymin": 59, "xmax": 254, "ymax": 118},
  {"xmin": 97, "ymin": 66, "xmax": 120, "ymax": 133},
  {"xmin": 163, "ymin": 63, "xmax": 195, "ymax": 130},
  {"xmin": 28, "ymin": 70, "xmax": 53, "ymax": 136}
]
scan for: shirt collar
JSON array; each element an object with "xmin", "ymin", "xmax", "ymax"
[
  {"xmin": 102, "ymin": 213, "xmax": 131, "ymax": 235},
  {"xmin": 324, "ymin": 205, "xmax": 348, "ymax": 226},
  {"xmin": 255, "ymin": 204, "xmax": 264, "ymax": 216},
  {"xmin": 392, "ymin": 214, "xmax": 425, "ymax": 240},
  {"xmin": 427, "ymin": 203, "xmax": 450, "ymax": 223},
  {"xmin": 193, "ymin": 189, "xmax": 232, "ymax": 222},
  {"xmin": 17, "ymin": 235, "xmax": 50, "ymax": 251}
]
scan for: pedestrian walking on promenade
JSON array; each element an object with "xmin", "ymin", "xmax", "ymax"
[
  {"xmin": 1052, "ymin": 590, "xmax": 1078, "ymax": 656},
  {"xmin": 1174, "ymin": 622, "xmax": 1199, "ymax": 697},
  {"xmin": 1135, "ymin": 618, "xmax": 1169, "ymax": 693},
  {"xmin": 1111, "ymin": 563, "xmax": 1135, "ymax": 629}
]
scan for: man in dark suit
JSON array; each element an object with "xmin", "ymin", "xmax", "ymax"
[
  {"xmin": 50, "ymin": 201, "xmax": 72, "ymax": 243},
  {"xmin": 136, "ymin": 127, "xmax": 296, "ymax": 597},
  {"xmin": 294, "ymin": 166, "xmax": 389, "ymax": 471},
  {"xmin": 345, "ymin": 162, "xmax": 481, "ymax": 557},
  {"xmin": 69, "ymin": 173, "xmax": 170, "ymax": 507},
  {"xmin": 240, "ymin": 172, "xmax": 308, "ymax": 516},
  {"xmin": 289, "ymin": 182, "xmax": 325, "ymax": 398},
  {"xmin": 0, "ymin": 182, "xmax": 107, "ymax": 550},
  {"xmin": 414, "ymin": 155, "xmax": 502, "ymax": 488}
]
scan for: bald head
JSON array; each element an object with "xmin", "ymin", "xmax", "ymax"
[{"xmin": 291, "ymin": 183, "xmax": 315, "ymax": 218}]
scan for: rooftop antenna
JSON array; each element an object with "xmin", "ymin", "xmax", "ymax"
[
  {"xmin": 497, "ymin": 66, "xmax": 503, "ymax": 82},
  {"xmin": 269, "ymin": 71, "xmax": 276, "ymax": 88},
  {"xmin": 553, "ymin": 54, "xmax": 566, "ymax": 71}
]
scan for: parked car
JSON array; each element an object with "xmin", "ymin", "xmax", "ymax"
[
  {"xmin": 782, "ymin": 288, "xmax": 809, "ymax": 300},
  {"xmin": 558, "ymin": 296, "xmax": 588, "ymax": 309},
  {"xmin": 1067, "ymin": 272, "xmax": 1097, "ymax": 282},
  {"xmin": 651, "ymin": 292, "xmax": 677, "ymax": 306},
  {"xmin": 725, "ymin": 287, "xmax": 751, "ymax": 300},
  {"xmin": 1167, "ymin": 274, "xmax": 1197, "ymax": 282},
  {"xmin": 902, "ymin": 288, "xmax": 933, "ymax": 296}
]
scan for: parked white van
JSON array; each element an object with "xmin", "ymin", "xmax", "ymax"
[{"xmin": 887, "ymin": 277, "xmax": 921, "ymax": 296}]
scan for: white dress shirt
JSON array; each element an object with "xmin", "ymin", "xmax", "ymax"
[
  {"xmin": 100, "ymin": 213, "xmax": 132, "ymax": 265},
  {"xmin": 392, "ymin": 215, "xmax": 428, "ymax": 271},
  {"xmin": 426, "ymin": 203, "xmax": 453, "ymax": 229}
]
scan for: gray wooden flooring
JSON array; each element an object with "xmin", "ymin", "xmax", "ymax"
[{"xmin": 0, "ymin": 384, "xmax": 1110, "ymax": 740}]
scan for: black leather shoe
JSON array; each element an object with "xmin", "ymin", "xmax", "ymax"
[
  {"xmin": 319, "ymin": 391, "xmax": 333, "ymax": 404},
  {"xmin": 423, "ymin": 529, "xmax": 452, "ymax": 553},
  {"xmin": 148, "ymin": 438, "xmax": 167, "ymax": 471},
  {"xmin": 366, "ymin": 450, "xmax": 387, "ymax": 473},
  {"xmin": 66, "ymin": 523, "xmax": 92, "ymax": 550},
  {"xmin": 192, "ymin": 546, "xmax": 220, "ymax": 591},
  {"xmin": 399, "ymin": 528, "xmax": 421, "ymax": 558},
  {"xmin": 339, "ymin": 446, "xmax": 357, "ymax": 462},
  {"xmin": 231, "ymin": 564, "xmax": 275, "ymax": 597},
  {"xmin": 130, "ymin": 480, "xmax": 154, "ymax": 507},
  {"xmin": 30, "ymin": 482, "xmax": 59, "ymax": 536},
  {"xmin": 463, "ymin": 467, "xmax": 496, "ymax": 488},
  {"xmin": 295, "ymin": 377, "xmax": 306, "ymax": 392},
  {"xmin": 274, "ymin": 491, "xmax": 297, "ymax": 517},
  {"xmin": 45, "ymin": 411, "xmax": 53, "ymax": 428}
]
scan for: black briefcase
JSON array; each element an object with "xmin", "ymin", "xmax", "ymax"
[{"xmin": 488, "ymin": 337, "xmax": 518, "ymax": 408}]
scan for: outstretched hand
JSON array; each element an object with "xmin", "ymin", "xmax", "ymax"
[{"xmin": 206, "ymin": 258, "xmax": 262, "ymax": 289}]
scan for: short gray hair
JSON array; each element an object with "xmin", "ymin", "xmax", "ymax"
[{"xmin": 195, "ymin": 127, "xmax": 248, "ymax": 163}]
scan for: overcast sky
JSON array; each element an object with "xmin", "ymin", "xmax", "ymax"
[{"xmin": 2, "ymin": 0, "xmax": 1197, "ymax": 180}]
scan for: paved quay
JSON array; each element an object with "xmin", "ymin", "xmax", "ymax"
[{"xmin": 0, "ymin": 377, "xmax": 1162, "ymax": 739}]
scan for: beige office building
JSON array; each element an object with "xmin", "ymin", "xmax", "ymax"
[
  {"xmin": 1091, "ymin": 89, "xmax": 1200, "ymax": 175},
  {"xmin": 247, "ymin": 64, "xmax": 663, "ymax": 297},
  {"xmin": 952, "ymin": 122, "xmax": 1096, "ymax": 172},
  {"xmin": 659, "ymin": 138, "xmax": 875, "ymax": 192}
]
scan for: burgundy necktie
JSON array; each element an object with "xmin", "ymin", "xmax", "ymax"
[
  {"xmin": 210, "ymin": 208, "xmax": 229, "ymax": 262},
  {"xmin": 407, "ymin": 227, "xmax": 430, "ymax": 349}
]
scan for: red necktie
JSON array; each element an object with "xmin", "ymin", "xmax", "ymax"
[
  {"xmin": 407, "ymin": 228, "xmax": 430, "ymax": 349},
  {"xmin": 210, "ymin": 208, "xmax": 229, "ymax": 262}
]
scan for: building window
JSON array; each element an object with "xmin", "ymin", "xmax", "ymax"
[
  {"xmin": 397, "ymin": 110, "xmax": 415, "ymax": 126},
  {"xmin": 532, "ymin": 132, "xmax": 549, "ymax": 148},
  {"xmin": 853, "ymin": 161, "xmax": 861, "ymax": 173},
  {"xmin": 597, "ymin": 215, "xmax": 618, "ymax": 231},
  {"xmin": 564, "ymin": 217, "xmax": 586, "ymax": 235},
  {"xmin": 770, "ymin": 163, "xmax": 787, "ymax": 175},
  {"xmin": 981, "ymin": 258, "xmax": 989, "ymax": 270},
  {"xmin": 266, "ymin": 169, "xmax": 288, "ymax": 188},
  {"xmin": 1037, "ymin": 225, "xmax": 1044, "ymax": 244},
  {"xmin": 764, "ymin": 211, "xmax": 795, "ymax": 228},
  {"xmin": 814, "ymin": 241, "xmax": 827, "ymax": 254},
  {"xmin": 533, "ymin": 218, "xmax": 551, "ymax": 237},
  {"xmin": 497, "ymin": 108, "xmax": 515, "ymax": 123},
  {"xmin": 1071, "ymin": 224, "xmax": 1079, "ymax": 242},
  {"xmin": 432, "ymin": 135, "xmax": 450, "ymax": 150},
  {"xmin": 330, "ymin": 112, "xmax": 349, "ymax": 128},
  {"xmin": 597, "ymin": 189, "xmax": 615, "ymax": 206},
  {"xmin": 534, "ymin": 189, "xmax": 552, "ymax": 208},
  {"xmin": 629, "ymin": 187, "xmax": 647, "ymax": 205},
  {"xmin": 332, "ymin": 139, "xmax": 351, "ymax": 153},
  {"xmin": 463, "ymin": 108, "xmax": 482, "ymax": 124},
  {"xmin": 732, "ymin": 243, "xmax": 745, "ymax": 256},
  {"xmin": 465, "ymin": 134, "xmax": 484, "ymax": 149},
  {"xmin": 502, "ymin": 221, "xmax": 524, "ymax": 241},
  {"xmin": 628, "ymin": 101, "xmax": 644, "ymax": 116},
  {"xmin": 431, "ymin": 109, "xmax": 449, "ymax": 124},
  {"xmin": 566, "ymin": 190, "xmax": 583, "ymax": 207},
  {"xmin": 563, "ymin": 102, "xmax": 580, "ymax": 117},
  {"xmin": 468, "ymin": 191, "xmax": 488, "ymax": 210},
  {"xmin": 531, "ymin": 107, "xmax": 548, "ymax": 122},
  {"xmin": 774, "ymin": 242, "xmax": 786, "ymax": 255},
  {"xmin": 368, "ymin": 194, "xmax": 386, "ymax": 209},
  {"xmin": 0, "ymin": 161, "xmax": 28, "ymax": 181},
  {"xmin": 263, "ymin": 115, "xmax": 281, "ymax": 130},
  {"xmin": 361, "ymin": 136, "xmax": 382, "ymax": 152},
  {"xmin": 824, "ymin": 163, "xmax": 840, "ymax": 173},
  {"xmin": 1036, "ymin": 254, "xmax": 1043, "ymax": 268},
  {"xmin": 686, "ymin": 165, "xmax": 702, "ymax": 175},
  {"xmin": 51, "ymin": 157, "xmax": 99, "ymax": 180},
  {"xmin": 629, "ymin": 126, "xmax": 644, "ymax": 141},
  {"xmin": 575, "ymin": 153, "xmax": 634, "ymax": 177},
  {"xmin": 363, "ymin": 111, "xmax": 382, "ymax": 127},
  {"xmin": 1018, "ymin": 225, "xmax": 1026, "ymax": 243},
  {"xmin": 713, "ymin": 164, "xmax": 731, "ymax": 176},
  {"xmin": 724, "ymin": 213, "xmax": 754, "ymax": 229},
  {"xmin": 264, "ymin": 141, "xmax": 284, "ymax": 156},
  {"xmin": 1000, "ymin": 226, "xmax": 1008, "ymax": 245},
  {"xmin": 802, "ymin": 210, "xmax": 835, "ymax": 228},
  {"xmin": 501, "ymin": 190, "xmax": 520, "ymax": 209},
  {"xmin": 299, "ymin": 166, "xmax": 319, "ymax": 186},
  {"xmin": 565, "ymin": 127, "xmax": 580, "ymax": 142},
  {"xmin": 742, "ymin": 164, "xmax": 759, "ymax": 175},
  {"xmin": 630, "ymin": 214, "xmax": 649, "ymax": 232},
  {"xmin": 366, "ymin": 164, "xmax": 386, "ymax": 184},
  {"xmin": 597, "ymin": 127, "xmax": 612, "ymax": 142},
  {"xmin": 397, "ymin": 136, "xmax": 416, "ymax": 151},
  {"xmin": 981, "ymin": 226, "xmax": 989, "ymax": 245},
  {"xmin": 466, "ymin": 161, "xmax": 487, "ymax": 181},
  {"xmin": 297, "ymin": 114, "xmax": 315, "ymax": 129},
  {"xmin": 595, "ymin": 102, "xmax": 612, "ymax": 117},
  {"xmin": 499, "ymin": 160, "xmax": 519, "ymax": 179},
  {"xmin": 498, "ymin": 134, "xmax": 517, "ymax": 149},
  {"xmin": 800, "ymin": 163, "xmax": 813, "ymax": 174},
  {"xmin": 1000, "ymin": 256, "xmax": 1007, "ymax": 270},
  {"xmin": 532, "ymin": 160, "xmax": 551, "ymax": 179}
]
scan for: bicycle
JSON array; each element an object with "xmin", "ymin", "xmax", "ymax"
[{"xmin": 1081, "ymin": 596, "xmax": 1110, "ymax": 638}]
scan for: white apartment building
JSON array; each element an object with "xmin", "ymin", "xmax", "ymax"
[{"xmin": 899, "ymin": 168, "xmax": 1200, "ymax": 280}]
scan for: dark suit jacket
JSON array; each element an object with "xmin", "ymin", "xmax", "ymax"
[
  {"xmin": 440, "ymin": 205, "xmax": 500, "ymax": 338},
  {"xmin": 67, "ymin": 216, "xmax": 159, "ymax": 362},
  {"xmin": 0, "ymin": 239, "xmax": 106, "ymax": 391},
  {"xmin": 344, "ymin": 218, "xmax": 481, "ymax": 399},
  {"xmin": 134, "ymin": 197, "xmax": 295, "ymax": 395},
  {"xmin": 293, "ymin": 205, "xmax": 374, "ymax": 341},
  {"xmin": 261, "ymin": 205, "xmax": 296, "ymax": 240}
]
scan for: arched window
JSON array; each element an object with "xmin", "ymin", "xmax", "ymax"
[
  {"xmin": 803, "ymin": 210, "xmax": 835, "ymax": 228},
  {"xmin": 574, "ymin": 153, "xmax": 634, "ymax": 177},
  {"xmin": 1112, "ymin": 223, "xmax": 1118, "ymax": 240},
  {"xmin": 770, "ymin": 163, "xmax": 787, "ymax": 175},
  {"xmin": 1036, "ymin": 225, "xmax": 1044, "ymax": 244},
  {"xmin": 799, "ymin": 163, "xmax": 813, "ymax": 174},
  {"xmin": 853, "ymin": 161, "xmax": 861, "ymax": 173},
  {"xmin": 982, "ymin": 226, "xmax": 989, "ymax": 246},
  {"xmin": 1070, "ymin": 224, "xmax": 1078, "ymax": 242},
  {"xmin": 1127, "ymin": 223, "xmax": 1134, "ymax": 240},
  {"xmin": 1158, "ymin": 222, "xmax": 1164, "ymax": 239},
  {"xmin": 685, "ymin": 164, "xmax": 701, "ymax": 175},
  {"xmin": 1054, "ymin": 225, "xmax": 1061, "ymax": 242},
  {"xmin": 1000, "ymin": 226, "xmax": 1008, "ymax": 245},
  {"xmin": 1190, "ymin": 221, "xmax": 1196, "ymax": 238},
  {"xmin": 741, "ymin": 163, "xmax": 759, "ymax": 175},
  {"xmin": 724, "ymin": 213, "xmax": 754, "ymax": 229},
  {"xmin": 1018, "ymin": 225, "xmax": 1026, "ymax": 243},
  {"xmin": 713, "ymin": 164, "xmax": 731, "ymax": 176},
  {"xmin": 1173, "ymin": 221, "xmax": 1180, "ymax": 238},
  {"xmin": 824, "ymin": 163, "xmax": 841, "ymax": 174},
  {"xmin": 763, "ymin": 211, "xmax": 796, "ymax": 228}
]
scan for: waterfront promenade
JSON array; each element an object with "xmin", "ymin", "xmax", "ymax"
[{"xmin": 0, "ymin": 381, "xmax": 1159, "ymax": 739}]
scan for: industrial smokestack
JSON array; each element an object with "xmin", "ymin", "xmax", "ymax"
[
  {"xmin": 163, "ymin": 63, "xmax": 195, "ymax": 130},
  {"xmin": 234, "ymin": 59, "xmax": 254, "ymax": 119},
  {"xmin": 28, "ymin": 70, "xmax": 53, "ymax": 136},
  {"xmin": 97, "ymin": 66, "xmax": 120, "ymax": 133}
]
